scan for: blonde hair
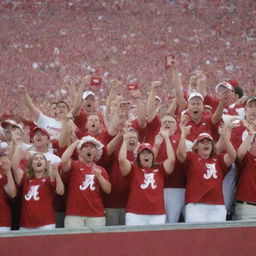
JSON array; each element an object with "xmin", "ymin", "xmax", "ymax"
[{"xmin": 26, "ymin": 153, "xmax": 49, "ymax": 178}]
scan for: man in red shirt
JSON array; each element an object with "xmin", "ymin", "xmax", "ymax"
[{"xmin": 61, "ymin": 136, "xmax": 111, "ymax": 227}]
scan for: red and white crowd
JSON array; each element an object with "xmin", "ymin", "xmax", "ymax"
[{"xmin": 0, "ymin": 61, "xmax": 256, "ymax": 231}]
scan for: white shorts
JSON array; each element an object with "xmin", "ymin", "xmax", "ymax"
[
  {"xmin": 0, "ymin": 227, "xmax": 11, "ymax": 232},
  {"xmin": 164, "ymin": 188, "xmax": 185, "ymax": 223},
  {"xmin": 185, "ymin": 203, "xmax": 226, "ymax": 223},
  {"xmin": 64, "ymin": 215, "xmax": 106, "ymax": 228},
  {"xmin": 125, "ymin": 213, "xmax": 165, "ymax": 226},
  {"xmin": 20, "ymin": 224, "xmax": 55, "ymax": 231}
]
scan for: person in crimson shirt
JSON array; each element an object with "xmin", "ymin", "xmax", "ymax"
[
  {"xmin": 12, "ymin": 150, "xmax": 64, "ymax": 230},
  {"xmin": 181, "ymin": 91, "xmax": 228, "ymax": 148},
  {"xmin": 152, "ymin": 116, "xmax": 186, "ymax": 223},
  {"xmin": 221, "ymin": 97, "xmax": 256, "ymax": 218},
  {"xmin": 234, "ymin": 125, "xmax": 256, "ymax": 220},
  {"xmin": 104, "ymin": 127, "xmax": 139, "ymax": 226},
  {"xmin": 204, "ymin": 81, "xmax": 244, "ymax": 122},
  {"xmin": 177, "ymin": 124, "xmax": 236, "ymax": 223},
  {"xmin": 0, "ymin": 146, "xmax": 16, "ymax": 231},
  {"xmin": 119, "ymin": 129, "xmax": 175, "ymax": 226},
  {"xmin": 61, "ymin": 136, "xmax": 111, "ymax": 227}
]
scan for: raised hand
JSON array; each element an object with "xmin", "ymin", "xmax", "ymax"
[
  {"xmin": 154, "ymin": 134, "xmax": 164, "ymax": 146},
  {"xmin": 151, "ymin": 81, "xmax": 162, "ymax": 89}
]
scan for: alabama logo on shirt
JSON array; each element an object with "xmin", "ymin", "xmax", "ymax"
[
  {"xmin": 141, "ymin": 173, "xmax": 157, "ymax": 189},
  {"xmin": 203, "ymin": 163, "xmax": 218, "ymax": 180},
  {"xmin": 79, "ymin": 174, "xmax": 96, "ymax": 191},
  {"xmin": 25, "ymin": 185, "xmax": 40, "ymax": 201}
]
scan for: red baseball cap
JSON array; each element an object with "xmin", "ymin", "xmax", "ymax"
[
  {"xmin": 226, "ymin": 79, "xmax": 239, "ymax": 88},
  {"xmin": 136, "ymin": 143, "xmax": 153, "ymax": 154},
  {"xmin": 196, "ymin": 133, "xmax": 214, "ymax": 142},
  {"xmin": 32, "ymin": 127, "xmax": 50, "ymax": 139}
]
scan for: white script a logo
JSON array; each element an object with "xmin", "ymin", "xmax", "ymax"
[
  {"xmin": 25, "ymin": 185, "xmax": 40, "ymax": 201},
  {"xmin": 141, "ymin": 173, "xmax": 157, "ymax": 189},
  {"xmin": 203, "ymin": 163, "xmax": 218, "ymax": 180},
  {"xmin": 79, "ymin": 174, "xmax": 95, "ymax": 191}
]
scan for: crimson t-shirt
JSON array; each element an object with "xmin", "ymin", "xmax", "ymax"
[
  {"xmin": 20, "ymin": 175, "xmax": 56, "ymax": 228},
  {"xmin": 103, "ymin": 150, "xmax": 135, "ymax": 208},
  {"xmin": 64, "ymin": 161, "xmax": 109, "ymax": 217},
  {"xmin": 184, "ymin": 152, "xmax": 229, "ymax": 205},
  {"xmin": 126, "ymin": 163, "xmax": 165, "ymax": 215},
  {"xmin": 236, "ymin": 152, "xmax": 256, "ymax": 203}
]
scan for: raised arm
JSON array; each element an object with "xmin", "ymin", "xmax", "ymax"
[
  {"xmin": 19, "ymin": 85, "xmax": 40, "ymax": 121},
  {"xmin": 71, "ymin": 76, "xmax": 89, "ymax": 118},
  {"xmin": 0, "ymin": 157, "xmax": 17, "ymax": 198},
  {"xmin": 106, "ymin": 130, "xmax": 124, "ymax": 157},
  {"xmin": 61, "ymin": 140, "xmax": 80, "ymax": 172},
  {"xmin": 147, "ymin": 81, "xmax": 161, "ymax": 123},
  {"xmin": 58, "ymin": 118, "xmax": 73, "ymax": 148},
  {"xmin": 118, "ymin": 134, "xmax": 132, "ymax": 176},
  {"xmin": 160, "ymin": 129, "xmax": 175, "ymax": 174},
  {"xmin": 177, "ymin": 122, "xmax": 191, "ymax": 163},
  {"xmin": 237, "ymin": 125, "xmax": 255, "ymax": 161},
  {"xmin": 196, "ymin": 71, "xmax": 207, "ymax": 97},
  {"xmin": 11, "ymin": 144, "xmax": 24, "ymax": 186},
  {"xmin": 171, "ymin": 62, "xmax": 187, "ymax": 111},
  {"xmin": 49, "ymin": 163, "xmax": 64, "ymax": 195},
  {"xmin": 130, "ymin": 89, "xmax": 147, "ymax": 129},
  {"xmin": 211, "ymin": 92, "xmax": 229, "ymax": 125},
  {"xmin": 219, "ymin": 127, "xmax": 236, "ymax": 167},
  {"xmin": 106, "ymin": 79, "xmax": 122, "ymax": 112},
  {"xmin": 153, "ymin": 134, "xmax": 164, "ymax": 159}
]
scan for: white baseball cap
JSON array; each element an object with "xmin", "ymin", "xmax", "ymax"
[
  {"xmin": 188, "ymin": 92, "xmax": 204, "ymax": 102},
  {"xmin": 82, "ymin": 91, "xmax": 96, "ymax": 100},
  {"xmin": 246, "ymin": 97, "xmax": 256, "ymax": 105},
  {"xmin": 215, "ymin": 82, "xmax": 233, "ymax": 92}
]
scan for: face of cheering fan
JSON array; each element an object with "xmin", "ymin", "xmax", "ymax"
[
  {"xmin": 32, "ymin": 153, "xmax": 47, "ymax": 172},
  {"xmin": 83, "ymin": 95, "xmax": 96, "ymax": 113},
  {"xmin": 80, "ymin": 142, "xmax": 97, "ymax": 163},
  {"xmin": 126, "ymin": 131, "xmax": 139, "ymax": 151},
  {"xmin": 139, "ymin": 149, "xmax": 154, "ymax": 168},
  {"xmin": 86, "ymin": 115, "xmax": 101, "ymax": 134},
  {"xmin": 188, "ymin": 97, "xmax": 204, "ymax": 121},
  {"xmin": 196, "ymin": 139, "xmax": 213, "ymax": 158}
]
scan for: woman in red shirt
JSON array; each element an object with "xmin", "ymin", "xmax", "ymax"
[
  {"xmin": 12, "ymin": 147, "xmax": 64, "ymax": 230},
  {"xmin": 177, "ymin": 125, "xmax": 236, "ymax": 223},
  {"xmin": 119, "ymin": 129, "xmax": 175, "ymax": 225}
]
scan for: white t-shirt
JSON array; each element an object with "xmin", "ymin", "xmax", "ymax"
[{"xmin": 35, "ymin": 112, "xmax": 62, "ymax": 140}]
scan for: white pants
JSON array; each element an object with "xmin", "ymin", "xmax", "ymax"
[
  {"xmin": 125, "ymin": 213, "xmax": 165, "ymax": 226},
  {"xmin": 222, "ymin": 164, "xmax": 237, "ymax": 213},
  {"xmin": 64, "ymin": 215, "xmax": 106, "ymax": 228},
  {"xmin": 20, "ymin": 224, "xmax": 55, "ymax": 231},
  {"xmin": 185, "ymin": 203, "xmax": 226, "ymax": 223},
  {"xmin": 0, "ymin": 227, "xmax": 10, "ymax": 232},
  {"xmin": 164, "ymin": 188, "xmax": 185, "ymax": 223},
  {"xmin": 106, "ymin": 208, "xmax": 125, "ymax": 226},
  {"xmin": 233, "ymin": 202, "xmax": 256, "ymax": 220}
]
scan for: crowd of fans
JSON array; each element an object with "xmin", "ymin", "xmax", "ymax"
[
  {"xmin": 0, "ymin": 1, "xmax": 255, "ymax": 231},
  {"xmin": 0, "ymin": 57, "xmax": 256, "ymax": 230}
]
